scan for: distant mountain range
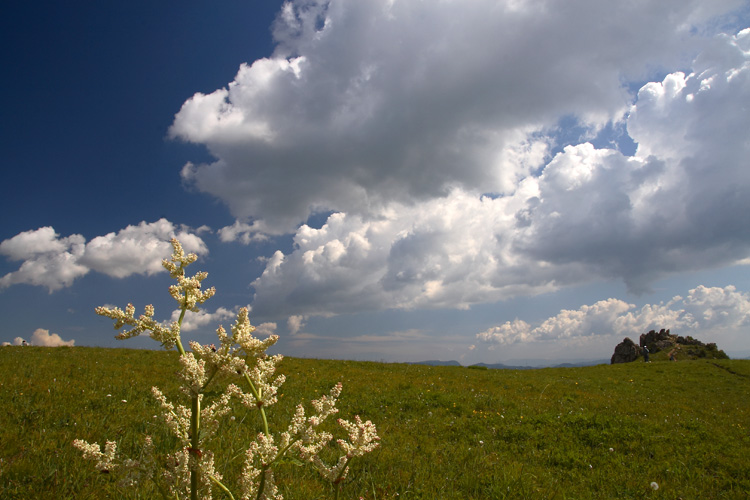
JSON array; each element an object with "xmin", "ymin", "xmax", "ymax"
[
  {"xmin": 408, "ymin": 359, "xmax": 610, "ymax": 369},
  {"xmin": 406, "ymin": 360, "xmax": 462, "ymax": 367},
  {"xmin": 409, "ymin": 354, "xmax": 749, "ymax": 369}
]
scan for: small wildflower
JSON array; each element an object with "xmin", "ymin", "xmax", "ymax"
[
  {"xmin": 650, "ymin": 482, "xmax": 659, "ymax": 490},
  {"xmin": 72, "ymin": 439, "xmax": 119, "ymax": 472},
  {"xmin": 337, "ymin": 415, "xmax": 380, "ymax": 458}
]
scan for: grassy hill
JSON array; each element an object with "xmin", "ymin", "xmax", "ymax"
[{"xmin": 1, "ymin": 346, "xmax": 749, "ymax": 499}]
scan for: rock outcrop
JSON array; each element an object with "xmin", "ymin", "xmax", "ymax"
[
  {"xmin": 610, "ymin": 329, "xmax": 730, "ymax": 363},
  {"xmin": 639, "ymin": 329, "xmax": 674, "ymax": 352},
  {"xmin": 611, "ymin": 337, "xmax": 641, "ymax": 364}
]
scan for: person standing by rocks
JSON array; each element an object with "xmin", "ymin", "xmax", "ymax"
[
  {"xmin": 643, "ymin": 345, "xmax": 650, "ymax": 362},
  {"xmin": 668, "ymin": 346, "xmax": 679, "ymax": 361}
]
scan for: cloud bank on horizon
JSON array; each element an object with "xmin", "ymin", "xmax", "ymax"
[
  {"xmin": 3, "ymin": 328, "xmax": 75, "ymax": 347},
  {"xmin": 2, "ymin": 0, "xmax": 750, "ymax": 356},
  {"xmin": 477, "ymin": 285, "xmax": 750, "ymax": 347}
]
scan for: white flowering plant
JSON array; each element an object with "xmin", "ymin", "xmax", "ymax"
[{"xmin": 73, "ymin": 238, "xmax": 379, "ymax": 500}]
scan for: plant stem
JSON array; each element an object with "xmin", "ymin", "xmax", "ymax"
[
  {"xmin": 256, "ymin": 467, "xmax": 268, "ymax": 500},
  {"xmin": 243, "ymin": 371, "xmax": 270, "ymax": 437},
  {"xmin": 201, "ymin": 366, "xmax": 219, "ymax": 393},
  {"xmin": 191, "ymin": 393, "xmax": 201, "ymax": 500},
  {"xmin": 333, "ymin": 457, "xmax": 352, "ymax": 500},
  {"xmin": 209, "ymin": 474, "xmax": 236, "ymax": 500},
  {"xmin": 175, "ymin": 315, "xmax": 187, "ymax": 357},
  {"xmin": 173, "ymin": 281, "xmax": 200, "ymax": 500},
  {"xmin": 175, "ymin": 285, "xmax": 189, "ymax": 356}
]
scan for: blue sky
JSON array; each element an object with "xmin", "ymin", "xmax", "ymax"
[{"xmin": 2, "ymin": 0, "xmax": 750, "ymax": 363}]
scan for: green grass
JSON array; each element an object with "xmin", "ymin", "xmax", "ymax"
[{"xmin": 1, "ymin": 346, "xmax": 749, "ymax": 499}]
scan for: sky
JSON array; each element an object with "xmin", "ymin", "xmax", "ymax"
[{"xmin": 2, "ymin": 0, "xmax": 750, "ymax": 364}]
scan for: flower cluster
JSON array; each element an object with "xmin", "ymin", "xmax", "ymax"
[
  {"xmin": 161, "ymin": 447, "xmax": 221, "ymax": 500},
  {"xmin": 72, "ymin": 439, "xmax": 118, "ymax": 473},
  {"xmin": 229, "ymin": 354, "xmax": 286, "ymax": 409},
  {"xmin": 163, "ymin": 238, "xmax": 215, "ymax": 314},
  {"xmin": 152, "ymin": 386, "xmax": 192, "ymax": 444},
  {"xmin": 95, "ymin": 303, "xmax": 181, "ymax": 349},
  {"xmin": 162, "ymin": 237, "xmax": 197, "ymax": 278},
  {"xmin": 72, "ymin": 437, "xmax": 151, "ymax": 489},
  {"xmin": 95, "ymin": 238, "xmax": 216, "ymax": 350},
  {"xmin": 231, "ymin": 307, "xmax": 279, "ymax": 357},
  {"xmin": 75, "ymin": 238, "xmax": 380, "ymax": 500},
  {"xmin": 295, "ymin": 383, "xmax": 343, "ymax": 459},
  {"xmin": 338, "ymin": 415, "xmax": 381, "ymax": 458},
  {"xmin": 309, "ymin": 415, "xmax": 380, "ymax": 484},
  {"xmin": 238, "ymin": 383, "xmax": 347, "ymax": 499},
  {"xmin": 168, "ymin": 270, "xmax": 215, "ymax": 313},
  {"xmin": 240, "ymin": 434, "xmax": 283, "ymax": 500},
  {"xmin": 189, "ymin": 337, "xmax": 246, "ymax": 377}
]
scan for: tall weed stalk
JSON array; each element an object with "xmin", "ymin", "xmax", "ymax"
[{"xmin": 73, "ymin": 238, "xmax": 379, "ymax": 500}]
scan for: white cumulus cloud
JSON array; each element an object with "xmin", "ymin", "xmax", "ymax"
[
  {"xmin": 522, "ymin": 28, "xmax": 750, "ymax": 293},
  {"xmin": 244, "ymin": 27, "xmax": 750, "ymax": 320},
  {"xmin": 682, "ymin": 285, "xmax": 750, "ymax": 328},
  {"xmin": 287, "ymin": 315, "xmax": 307, "ymax": 335},
  {"xmin": 250, "ymin": 191, "xmax": 557, "ymax": 318},
  {"xmin": 0, "ymin": 228, "xmax": 88, "ymax": 291},
  {"xmin": 477, "ymin": 285, "xmax": 750, "ymax": 346},
  {"xmin": 81, "ymin": 219, "xmax": 207, "ymax": 278},
  {"xmin": 0, "ymin": 219, "xmax": 208, "ymax": 291},
  {"xmin": 254, "ymin": 322, "xmax": 278, "ymax": 337},
  {"xmin": 170, "ymin": 307, "xmax": 237, "ymax": 333},
  {"xmin": 28, "ymin": 328, "xmax": 75, "ymax": 347},
  {"xmin": 172, "ymin": 0, "xmax": 747, "ymax": 236}
]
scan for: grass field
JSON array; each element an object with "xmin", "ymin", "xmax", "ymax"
[{"xmin": 1, "ymin": 346, "xmax": 749, "ymax": 499}]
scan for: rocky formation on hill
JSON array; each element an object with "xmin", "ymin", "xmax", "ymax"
[
  {"xmin": 610, "ymin": 337, "xmax": 641, "ymax": 364},
  {"xmin": 640, "ymin": 329, "xmax": 675, "ymax": 352},
  {"xmin": 611, "ymin": 329, "xmax": 729, "ymax": 363}
]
